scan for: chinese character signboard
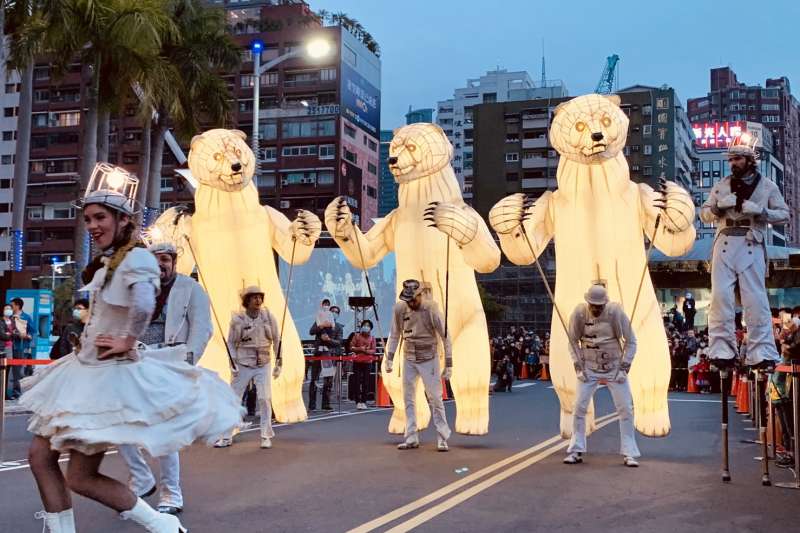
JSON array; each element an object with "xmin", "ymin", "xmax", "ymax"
[
  {"xmin": 691, "ymin": 121, "xmax": 745, "ymax": 150},
  {"xmin": 340, "ymin": 61, "xmax": 381, "ymax": 137}
]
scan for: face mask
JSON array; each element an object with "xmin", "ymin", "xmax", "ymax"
[
  {"xmin": 332, "ymin": 312, "xmax": 339, "ymax": 318},
  {"xmin": 361, "ymin": 326, "xmax": 371, "ymax": 334},
  {"xmin": 3, "ymin": 309, "xmax": 11, "ymax": 318},
  {"xmin": 73, "ymin": 309, "xmax": 86, "ymax": 320},
  {"xmin": 322, "ymin": 305, "xmax": 330, "ymax": 311}
]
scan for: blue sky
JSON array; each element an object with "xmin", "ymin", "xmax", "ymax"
[{"xmin": 312, "ymin": 0, "xmax": 800, "ymax": 130}]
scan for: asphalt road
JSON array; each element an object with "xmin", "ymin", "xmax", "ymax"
[{"xmin": 0, "ymin": 382, "xmax": 797, "ymax": 532}]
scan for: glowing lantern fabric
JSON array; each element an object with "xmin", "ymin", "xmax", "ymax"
[
  {"xmin": 325, "ymin": 123, "xmax": 500, "ymax": 435},
  {"xmin": 490, "ymin": 94, "xmax": 696, "ymax": 437},
  {"xmin": 153, "ymin": 129, "xmax": 321, "ymax": 423}
]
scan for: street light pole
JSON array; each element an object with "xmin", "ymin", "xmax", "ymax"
[{"xmin": 250, "ymin": 47, "xmax": 302, "ymax": 156}]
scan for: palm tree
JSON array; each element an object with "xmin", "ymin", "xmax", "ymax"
[{"xmin": 138, "ymin": 0, "xmax": 239, "ymax": 221}]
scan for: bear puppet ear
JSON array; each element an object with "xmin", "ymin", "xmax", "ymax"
[
  {"xmin": 604, "ymin": 94, "xmax": 622, "ymax": 107},
  {"xmin": 190, "ymin": 135, "xmax": 204, "ymax": 150},
  {"xmin": 231, "ymin": 129, "xmax": 247, "ymax": 140},
  {"xmin": 553, "ymin": 101, "xmax": 570, "ymax": 117}
]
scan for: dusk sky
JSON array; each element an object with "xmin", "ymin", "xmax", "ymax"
[{"xmin": 312, "ymin": 0, "xmax": 800, "ymax": 130}]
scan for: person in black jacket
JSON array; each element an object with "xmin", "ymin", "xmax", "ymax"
[
  {"xmin": 308, "ymin": 303, "xmax": 342, "ymax": 411},
  {"xmin": 50, "ymin": 299, "xmax": 89, "ymax": 360},
  {"xmin": 682, "ymin": 292, "xmax": 696, "ymax": 332}
]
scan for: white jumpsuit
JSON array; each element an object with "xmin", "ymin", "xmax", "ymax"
[
  {"xmin": 566, "ymin": 302, "xmax": 640, "ymax": 458},
  {"xmin": 386, "ymin": 301, "xmax": 452, "ymax": 443},
  {"xmin": 700, "ymin": 173, "xmax": 789, "ymax": 364}
]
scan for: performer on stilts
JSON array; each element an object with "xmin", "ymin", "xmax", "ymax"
[
  {"xmin": 564, "ymin": 283, "xmax": 641, "ymax": 467},
  {"xmin": 386, "ymin": 280, "xmax": 452, "ymax": 452},
  {"xmin": 22, "ymin": 164, "xmax": 242, "ymax": 533},
  {"xmin": 701, "ymin": 135, "xmax": 789, "ymax": 370},
  {"xmin": 118, "ymin": 241, "xmax": 213, "ymax": 515}
]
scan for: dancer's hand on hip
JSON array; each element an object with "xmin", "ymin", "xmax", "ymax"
[{"xmin": 95, "ymin": 334, "xmax": 138, "ymax": 361}]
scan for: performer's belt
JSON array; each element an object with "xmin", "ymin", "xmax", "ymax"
[
  {"xmin": 719, "ymin": 227, "xmax": 750, "ymax": 237},
  {"xmin": 725, "ymin": 218, "xmax": 751, "ymax": 227},
  {"xmin": 147, "ymin": 342, "xmax": 186, "ymax": 349}
]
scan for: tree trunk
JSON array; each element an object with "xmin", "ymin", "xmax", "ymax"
[
  {"xmin": 96, "ymin": 107, "xmax": 110, "ymax": 162},
  {"xmin": 74, "ymin": 65, "xmax": 100, "ymax": 274},
  {"xmin": 10, "ymin": 63, "xmax": 33, "ymax": 271},
  {"xmin": 135, "ymin": 120, "xmax": 152, "ymax": 227},
  {"xmin": 146, "ymin": 119, "xmax": 167, "ymax": 227}
]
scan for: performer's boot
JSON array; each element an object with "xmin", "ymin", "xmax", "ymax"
[
  {"xmin": 121, "ymin": 498, "xmax": 187, "ymax": 532},
  {"xmin": 34, "ymin": 509, "xmax": 75, "ymax": 533}
]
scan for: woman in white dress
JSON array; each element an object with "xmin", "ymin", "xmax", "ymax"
[{"xmin": 22, "ymin": 186, "xmax": 243, "ymax": 533}]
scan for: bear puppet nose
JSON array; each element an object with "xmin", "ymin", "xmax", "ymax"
[
  {"xmin": 231, "ymin": 162, "xmax": 242, "ymax": 172},
  {"xmin": 591, "ymin": 132, "xmax": 604, "ymax": 142},
  {"xmin": 388, "ymin": 156, "xmax": 398, "ymax": 165}
]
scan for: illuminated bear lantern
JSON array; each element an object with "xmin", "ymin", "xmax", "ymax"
[
  {"xmin": 490, "ymin": 94, "xmax": 696, "ymax": 437},
  {"xmin": 153, "ymin": 128, "xmax": 321, "ymax": 423},
  {"xmin": 325, "ymin": 123, "xmax": 501, "ymax": 435}
]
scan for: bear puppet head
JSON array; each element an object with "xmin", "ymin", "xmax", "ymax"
[
  {"xmin": 389, "ymin": 123, "xmax": 453, "ymax": 183},
  {"xmin": 549, "ymin": 94, "xmax": 629, "ymax": 165},
  {"xmin": 188, "ymin": 128, "xmax": 255, "ymax": 191}
]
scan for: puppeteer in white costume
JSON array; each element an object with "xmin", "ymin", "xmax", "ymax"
[
  {"xmin": 489, "ymin": 94, "xmax": 696, "ymax": 438},
  {"xmin": 563, "ymin": 284, "xmax": 640, "ymax": 467},
  {"xmin": 700, "ymin": 135, "xmax": 789, "ymax": 367},
  {"xmin": 325, "ymin": 123, "xmax": 500, "ymax": 436},
  {"xmin": 152, "ymin": 128, "xmax": 322, "ymax": 423},
  {"xmin": 21, "ymin": 163, "xmax": 242, "ymax": 533}
]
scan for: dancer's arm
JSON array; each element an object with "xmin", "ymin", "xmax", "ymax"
[{"xmin": 95, "ymin": 282, "xmax": 155, "ymax": 360}]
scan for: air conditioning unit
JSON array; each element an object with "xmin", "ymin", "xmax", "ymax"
[
  {"xmin": 300, "ymin": 177, "xmax": 315, "ymax": 184},
  {"xmin": 279, "ymin": 200, "xmax": 290, "ymax": 209}
]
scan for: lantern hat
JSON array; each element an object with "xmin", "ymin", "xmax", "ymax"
[{"xmin": 74, "ymin": 162, "xmax": 140, "ymax": 216}]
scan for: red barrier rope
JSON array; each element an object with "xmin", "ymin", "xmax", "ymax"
[
  {"xmin": 2, "ymin": 358, "xmax": 54, "ymax": 366},
  {"xmin": 305, "ymin": 355, "xmax": 380, "ymax": 362}
]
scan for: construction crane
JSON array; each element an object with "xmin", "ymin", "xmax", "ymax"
[{"xmin": 595, "ymin": 54, "xmax": 620, "ymax": 94}]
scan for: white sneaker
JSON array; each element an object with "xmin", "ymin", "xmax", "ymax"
[
  {"xmin": 397, "ymin": 439, "xmax": 419, "ymax": 450},
  {"xmin": 623, "ymin": 456, "xmax": 639, "ymax": 467},
  {"xmin": 260, "ymin": 437, "xmax": 272, "ymax": 449},
  {"xmin": 213, "ymin": 437, "xmax": 232, "ymax": 448},
  {"xmin": 437, "ymin": 438, "xmax": 449, "ymax": 452},
  {"xmin": 357, "ymin": 402, "xmax": 367, "ymax": 410},
  {"xmin": 563, "ymin": 452, "xmax": 583, "ymax": 464}
]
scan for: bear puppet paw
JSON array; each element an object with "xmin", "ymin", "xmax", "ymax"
[
  {"xmin": 424, "ymin": 201, "xmax": 478, "ymax": 247},
  {"xmin": 324, "ymin": 196, "xmax": 355, "ymax": 241},
  {"xmin": 289, "ymin": 209, "xmax": 321, "ymax": 246}
]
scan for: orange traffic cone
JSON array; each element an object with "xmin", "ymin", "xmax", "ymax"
[
  {"xmin": 687, "ymin": 372, "xmax": 699, "ymax": 393},
  {"xmin": 540, "ymin": 364, "xmax": 550, "ymax": 381},
  {"xmin": 730, "ymin": 371, "xmax": 738, "ymax": 397},
  {"xmin": 520, "ymin": 364, "xmax": 529, "ymax": 380},
  {"xmin": 736, "ymin": 375, "xmax": 749, "ymax": 414},
  {"xmin": 376, "ymin": 376, "xmax": 392, "ymax": 407}
]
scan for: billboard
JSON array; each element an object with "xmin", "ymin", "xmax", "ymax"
[
  {"xmin": 340, "ymin": 61, "xmax": 380, "ymax": 137},
  {"xmin": 692, "ymin": 121, "xmax": 745, "ymax": 150}
]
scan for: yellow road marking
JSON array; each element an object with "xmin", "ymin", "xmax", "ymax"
[{"xmin": 347, "ymin": 412, "xmax": 618, "ymax": 533}]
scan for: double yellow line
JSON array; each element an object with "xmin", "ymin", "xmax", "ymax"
[{"xmin": 348, "ymin": 412, "xmax": 620, "ymax": 533}]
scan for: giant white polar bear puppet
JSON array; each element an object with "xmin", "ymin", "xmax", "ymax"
[
  {"xmin": 325, "ymin": 123, "xmax": 500, "ymax": 435},
  {"xmin": 490, "ymin": 94, "xmax": 696, "ymax": 437},
  {"xmin": 152, "ymin": 128, "xmax": 321, "ymax": 423}
]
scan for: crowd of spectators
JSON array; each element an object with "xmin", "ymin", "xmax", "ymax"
[{"xmin": 490, "ymin": 326, "xmax": 549, "ymax": 392}]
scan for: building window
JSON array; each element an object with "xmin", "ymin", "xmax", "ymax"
[
  {"xmin": 4, "ymin": 83, "xmax": 19, "ymax": 93},
  {"xmin": 643, "ymin": 125, "xmax": 652, "ymax": 137},
  {"xmin": 259, "ymin": 121, "xmax": 277, "ymax": 140},
  {"xmin": 260, "ymin": 72, "xmax": 279, "ymax": 86},
  {"xmin": 0, "ymin": 203, "xmax": 9, "ymax": 213},
  {"xmin": 3, "ymin": 107, "xmax": 18, "ymax": 118},
  {"xmin": 505, "ymin": 172, "xmax": 518, "ymax": 181},
  {"xmin": 317, "ymin": 170, "xmax": 334, "ymax": 185},
  {"xmin": 52, "ymin": 111, "xmax": 80, "ymax": 127},
  {"xmin": 343, "ymin": 147, "xmax": 358, "ymax": 164},
  {"xmin": 0, "ymin": 155, "xmax": 13, "ymax": 165},
  {"xmin": 643, "ymin": 166, "xmax": 653, "ymax": 176},
  {"xmin": 281, "ymin": 119, "xmax": 335, "ymax": 138},
  {"xmin": 762, "ymin": 115, "xmax": 780, "ymax": 123},
  {"xmin": 239, "ymin": 99, "xmax": 253, "ymax": 112},
  {"xmin": 344, "ymin": 123, "xmax": 357, "ymax": 139},
  {"xmin": 256, "ymin": 173, "xmax": 276, "ymax": 188},
  {"xmin": 44, "ymin": 203, "xmax": 75, "ymax": 220},
  {"xmin": 122, "ymin": 153, "xmax": 139, "ymax": 165},
  {"xmin": 27, "ymin": 206, "xmax": 43, "ymax": 220},
  {"xmin": 368, "ymin": 139, "xmax": 377, "ymax": 151},
  {"xmin": 160, "ymin": 177, "xmax": 174, "ymax": 192},
  {"xmin": 656, "ymin": 97, "xmax": 669, "ymax": 109},
  {"xmin": 259, "ymin": 147, "xmax": 277, "ymax": 162},
  {"xmin": 282, "ymin": 145, "xmax": 318, "ymax": 157},
  {"xmin": 0, "ymin": 179, "xmax": 11, "ymax": 189},
  {"xmin": 631, "ymin": 164, "xmax": 640, "ymax": 172},
  {"xmin": 643, "ymin": 145, "xmax": 652, "ymax": 155},
  {"xmin": 240, "ymin": 74, "xmax": 255, "ymax": 87},
  {"xmin": 32, "ymin": 113, "xmax": 47, "ymax": 127},
  {"xmin": 319, "ymin": 144, "xmax": 335, "ymax": 159},
  {"xmin": 320, "ymin": 68, "xmax": 337, "ymax": 82},
  {"xmin": 631, "ymin": 145, "xmax": 641, "ymax": 152},
  {"xmin": 367, "ymin": 162, "xmax": 377, "ymax": 175},
  {"xmin": 642, "ymin": 105, "xmax": 652, "ymax": 116},
  {"xmin": 505, "ymin": 152, "xmax": 519, "ymax": 162},
  {"xmin": 483, "ymin": 93, "xmax": 497, "ymax": 103}
]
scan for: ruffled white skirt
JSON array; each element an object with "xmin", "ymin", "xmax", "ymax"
[{"xmin": 19, "ymin": 347, "xmax": 244, "ymax": 456}]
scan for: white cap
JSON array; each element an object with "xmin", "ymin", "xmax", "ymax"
[
  {"xmin": 240, "ymin": 285, "xmax": 265, "ymax": 301},
  {"xmin": 148, "ymin": 242, "xmax": 177, "ymax": 256}
]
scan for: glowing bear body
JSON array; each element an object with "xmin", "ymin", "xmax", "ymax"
[
  {"xmin": 152, "ymin": 129, "xmax": 321, "ymax": 423},
  {"xmin": 325, "ymin": 123, "xmax": 500, "ymax": 435},
  {"xmin": 490, "ymin": 94, "xmax": 696, "ymax": 437}
]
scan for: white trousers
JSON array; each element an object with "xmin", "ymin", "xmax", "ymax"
[
  {"xmin": 403, "ymin": 357, "xmax": 451, "ymax": 442},
  {"xmin": 567, "ymin": 375, "xmax": 640, "ymax": 458},
  {"xmin": 118, "ymin": 446, "xmax": 182, "ymax": 508},
  {"xmin": 224, "ymin": 363, "xmax": 274, "ymax": 439},
  {"xmin": 708, "ymin": 237, "xmax": 779, "ymax": 364}
]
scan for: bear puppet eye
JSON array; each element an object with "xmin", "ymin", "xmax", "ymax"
[
  {"xmin": 601, "ymin": 116, "xmax": 612, "ymax": 127},
  {"xmin": 406, "ymin": 144, "xmax": 417, "ymax": 152},
  {"xmin": 213, "ymin": 152, "xmax": 223, "ymax": 162},
  {"xmin": 575, "ymin": 122, "xmax": 587, "ymax": 132},
  {"xmin": 235, "ymin": 148, "xmax": 242, "ymax": 157}
]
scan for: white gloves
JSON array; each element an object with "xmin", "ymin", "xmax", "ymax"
[
  {"xmin": 442, "ymin": 366, "xmax": 453, "ymax": 380},
  {"xmin": 741, "ymin": 200, "xmax": 763, "ymax": 216},
  {"xmin": 385, "ymin": 358, "xmax": 393, "ymax": 373},
  {"xmin": 272, "ymin": 362, "xmax": 282, "ymax": 379},
  {"xmin": 717, "ymin": 193, "xmax": 737, "ymax": 210}
]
